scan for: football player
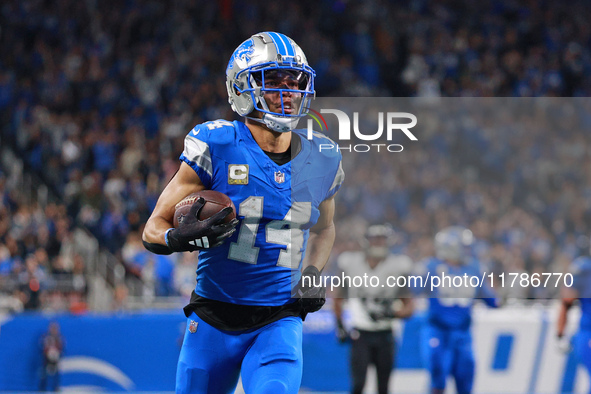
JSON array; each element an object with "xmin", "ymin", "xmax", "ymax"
[
  {"xmin": 557, "ymin": 252, "xmax": 591, "ymax": 393},
  {"xmin": 142, "ymin": 32, "xmax": 344, "ymax": 394},
  {"xmin": 334, "ymin": 224, "xmax": 414, "ymax": 394},
  {"xmin": 414, "ymin": 226, "xmax": 498, "ymax": 394}
]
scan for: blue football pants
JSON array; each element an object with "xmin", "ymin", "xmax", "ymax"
[
  {"xmin": 423, "ymin": 325, "xmax": 475, "ymax": 394},
  {"xmin": 574, "ymin": 329, "xmax": 591, "ymax": 394},
  {"xmin": 176, "ymin": 313, "xmax": 303, "ymax": 394}
]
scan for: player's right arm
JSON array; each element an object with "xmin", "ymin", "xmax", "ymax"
[
  {"xmin": 557, "ymin": 256, "xmax": 587, "ymax": 338},
  {"xmin": 143, "ymin": 121, "xmax": 239, "ymax": 254},
  {"xmin": 557, "ymin": 286, "xmax": 578, "ymax": 338},
  {"xmin": 556, "ymin": 285, "xmax": 578, "ymax": 353},
  {"xmin": 142, "ymin": 162, "xmax": 207, "ymax": 253},
  {"xmin": 142, "ymin": 162, "xmax": 237, "ymax": 254},
  {"xmin": 333, "ymin": 296, "xmax": 349, "ymax": 343},
  {"xmin": 394, "ymin": 298, "xmax": 414, "ymax": 319},
  {"xmin": 333, "ymin": 255, "xmax": 349, "ymax": 343}
]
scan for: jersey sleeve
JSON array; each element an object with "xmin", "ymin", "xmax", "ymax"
[
  {"xmin": 336, "ymin": 251, "xmax": 353, "ymax": 276},
  {"xmin": 295, "ymin": 128, "xmax": 345, "ymax": 202},
  {"xmin": 325, "ymin": 160, "xmax": 345, "ymax": 200},
  {"xmin": 179, "ymin": 124, "xmax": 214, "ymax": 188},
  {"xmin": 396, "ymin": 255, "xmax": 414, "ymax": 276}
]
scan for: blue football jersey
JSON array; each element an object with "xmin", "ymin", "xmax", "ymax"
[
  {"xmin": 570, "ymin": 256, "xmax": 591, "ymax": 331},
  {"xmin": 179, "ymin": 120, "xmax": 344, "ymax": 306},
  {"xmin": 416, "ymin": 257, "xmax": 497, "ymax": 329}
]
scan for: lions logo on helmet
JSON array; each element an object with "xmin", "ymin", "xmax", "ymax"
[
  {"xmin": 434, "ymin": 226, "xmax": 474, "ymax": 263},
  {"xmin": 227, "ymin": 38, "xmax": 255, "ymax": 71},
  {"xmin": 226, "ymin": 32, "xmax": 316, "ymax": 133}
]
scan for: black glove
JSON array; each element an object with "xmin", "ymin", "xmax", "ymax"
[
  {"xmin": 294, "ymin": 266, "xmax": 326, "ymax": 319},
  {"xmin": 166, "ymin": 197, "xmax": 239, "ymax": 252},
  {"xmin": 336, "ymin": 319, "xmax": 349, "ymax": 343}
]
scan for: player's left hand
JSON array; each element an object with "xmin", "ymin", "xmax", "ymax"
[
  {"xmin": 294, "ymin": 266, "xmax": 326, "ymax": 319},
  {"xmin": 166, "ymin": 198, "xmax": 238, "ymax": 252},
  {"xmin": 336, "ymin": 319, "xmax": 349, "ymax": 343}
]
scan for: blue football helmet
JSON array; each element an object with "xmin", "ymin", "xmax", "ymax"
[
  {"xmin": 434, "ymin": 226, "xmax": 474, "ymax": 263},
  {"xmin": 225, "ymin": 32, "xmax": 316, "ymax": 133}
]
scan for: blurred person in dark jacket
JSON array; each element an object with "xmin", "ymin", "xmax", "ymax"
[{"xmin": 39, "ymin": 321, "xmax": 64, "ymax": 392}]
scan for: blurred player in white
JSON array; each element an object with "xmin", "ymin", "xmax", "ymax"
[
  {"xmin": 557, "ymin": 248, "xmax": 591, "ymax": 394},
  {"xmin": 334, "ymin": 224, "xmax": 414, "ymax": 394}
]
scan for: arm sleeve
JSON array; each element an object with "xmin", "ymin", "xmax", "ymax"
[
  {"xmin": 477, "ymin": 271, "xmax": 499, "ymax": 308},
  {"xmin": 142, "ymin": 240, "xmax": 172, "ymax": 255}
]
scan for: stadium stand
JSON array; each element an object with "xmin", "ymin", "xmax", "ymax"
[{"xmin": 1, "ymin": 0, "xmax": 591, "ymax": 310}]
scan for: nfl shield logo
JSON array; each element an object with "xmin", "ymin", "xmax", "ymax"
[
  {"xmin": 188, "ymin": 320, "xmax": 198, "ymax": 334},
  {"xmin": 274, "ymin": 171, "xmax": 285, "ymax": 184}
]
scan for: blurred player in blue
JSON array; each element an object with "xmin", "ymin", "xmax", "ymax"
[
  {"xmin": 557, "ymin": 251, "xmax": 591, "ymax": 393},
  {"xmin": 414, "ymin": 226, "xmax": 498, "ymax": 394},
  {"xmin": 142, "ymin": 32, "xmax": 344, "ymax": 394}
]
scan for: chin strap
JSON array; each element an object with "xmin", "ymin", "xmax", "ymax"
[
  {"xmin": 244, "ymin": 115, "xmax": 267, "ymax": 126},
  {"xmin": 245, "ymin": 114, "xmax": 298, "ymax": 133},
  {"xmin": 245, "ymin": 90, "xmax": 300, "ymax": 132},
  {"xmin": 262, "ymin": 112, "xmax": 300, "ymax": 133}
]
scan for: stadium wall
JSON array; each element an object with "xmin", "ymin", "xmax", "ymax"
[{"xmin": 0, "ymin": 305, "xmax": 587, "ymax": 393}]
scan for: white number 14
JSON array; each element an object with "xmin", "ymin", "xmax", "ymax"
[{"xmin": 228, "ymin": 196, "xmax": 311, "ymax": 269}]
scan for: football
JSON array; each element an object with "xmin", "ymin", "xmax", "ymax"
[{"xmin": 173, "ymin": 190, "xmax": 236, "ymax": 228}]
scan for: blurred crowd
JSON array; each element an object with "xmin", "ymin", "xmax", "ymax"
[
  {"xmin": 332, "ymin": 99, "xmax": 591, "ymax": 299},
  {"xmin": 1, "ymin": 0, "xmax": 591, "ymax": 309},
  {"xmin": 0, "ymin": 170, "xmax": 88, "ymax": 312}
]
